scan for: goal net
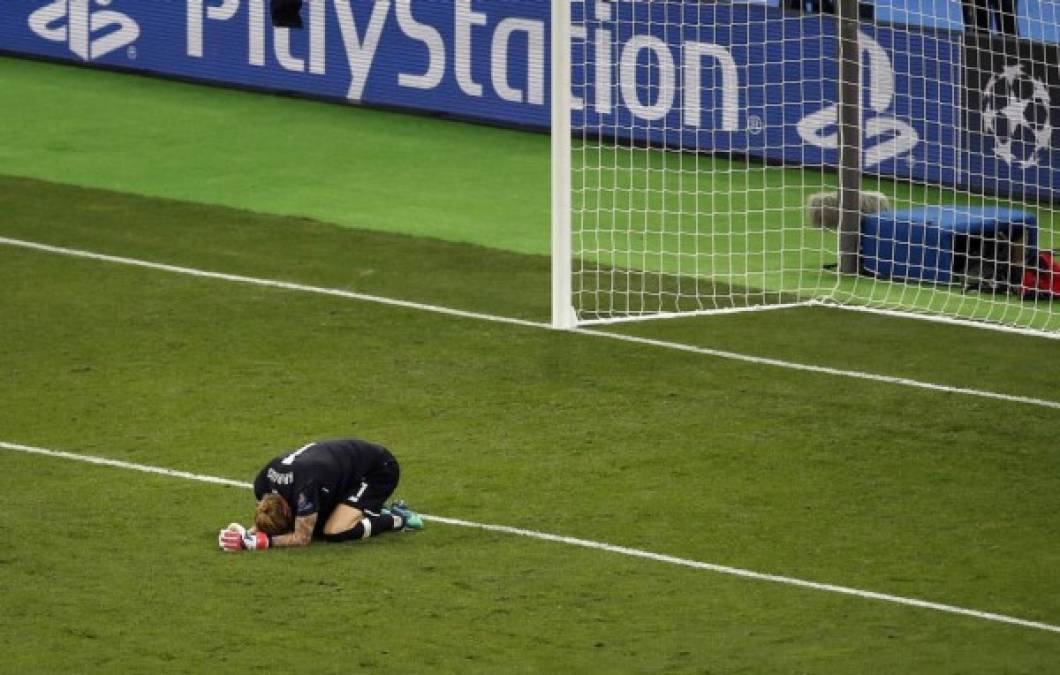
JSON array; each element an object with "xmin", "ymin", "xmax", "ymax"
[{"xmin": 551, "ymin": 0, "xmax": 1060, "ymax": 337}]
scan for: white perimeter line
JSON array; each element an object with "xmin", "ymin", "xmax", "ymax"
[
  {"xmin": 2, "ymin": 439, "xmax": 1058, "ymax": 636},
  {"xmin": 3, "ymin": 235, "xmax": 1059, "ymax": 411}
]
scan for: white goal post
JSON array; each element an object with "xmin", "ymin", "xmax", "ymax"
[
  {"xmin": 552, "ymin": 0, "xmax": 577, "ymax": 329},
  {"xmin": 551, "ymin": 0, "xmax": 1060, "ymax": 337}
]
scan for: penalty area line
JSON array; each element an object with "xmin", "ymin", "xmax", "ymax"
[
  {"xmin": 2, "ymin": 439, "xmax": 1059, "ymax": 636},
  {"xmin": 2, "ymin": 235, "xmax": 1059, "ymax": 410}
]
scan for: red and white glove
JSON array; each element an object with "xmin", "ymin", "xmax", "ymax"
[
  {"xmin": 218, "ymin": 523, "xmax": 246, "ymax": 551},
  {"xmin": 218, "ymin": 523, "xmax": 270, "ymax": 552},
  {"xmin": 244, "ymin": 529, "xmax": 270, "ymax": 550}
]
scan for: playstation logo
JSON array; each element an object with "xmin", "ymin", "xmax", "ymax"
[{"xmin": 28, "ymin": 0, "xmax": 139, "ymax": 61}]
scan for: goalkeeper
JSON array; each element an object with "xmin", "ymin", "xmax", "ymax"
[{"xmin": 219, "ymin": 438, "xmax": 423, "ymax": 552}]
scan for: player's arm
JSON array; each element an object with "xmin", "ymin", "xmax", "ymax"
[
  {"xmin": 268, "ymin": 512, "xmax": 317, "ymax": 548},
  {"xmin": 219, "ymin": 522, "xmax": 270, "ymax": 552},
  {"xmin": 218, "ymin": 512, "xmax": 315, "ymax": 551}
]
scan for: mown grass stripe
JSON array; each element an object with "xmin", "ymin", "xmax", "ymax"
[
  {"xmin": 2, "ymin": 439, "xmax": 1058, "ymax": 635},
  {"xmin": 3, "ymin": 235, "xmax": 1059, "ymax": 410}
]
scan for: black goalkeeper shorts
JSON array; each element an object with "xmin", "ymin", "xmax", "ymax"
[{"xmin": 341, "ymin": 456, "xmax": 400, "ymax": 516}]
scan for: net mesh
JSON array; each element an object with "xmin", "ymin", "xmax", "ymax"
[{"xmin": 566, "ymin": 0, "xmax": 1059, "ymax": 335}]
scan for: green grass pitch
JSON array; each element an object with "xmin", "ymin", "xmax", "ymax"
[{"xmin": 1, "ymin": 56, "xmax": 1059, "ymax": 672}]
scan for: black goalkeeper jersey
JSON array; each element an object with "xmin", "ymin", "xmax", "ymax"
[{"xmin": 252, "ymin": 438, "xmax": 396, "ymax": 525}]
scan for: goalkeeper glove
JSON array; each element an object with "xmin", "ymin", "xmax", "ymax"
[
  {"xmin": 218, "ymin": 523, "xmax": 270, "ymax": 552},
  {"xmin": 243, "ymin": 530, "xmax": 270, "ymax": 550}
]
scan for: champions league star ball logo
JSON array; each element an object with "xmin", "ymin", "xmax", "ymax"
[{"xmin": 981, "ymin": 64, "xmax": 1053, "ymax": 169}]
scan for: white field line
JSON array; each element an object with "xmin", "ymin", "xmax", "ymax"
[
  {"xmin": 572, "ymin": 300, "xmax": 815, "ymax": 325},
  {"xmin": 579, "ymin": 329, "xmax": 1060, "ymax": 410},
  {"xmin": 0, "ymin": 236, "xmax": 543, "ymax": 330},
  {"xmin": 2, "ymin": 439, "xmax": 1059, "ymax": 636},
  {"xmin": 3, "ymin": 235, "xmax": 1060, "ymax": 413}
]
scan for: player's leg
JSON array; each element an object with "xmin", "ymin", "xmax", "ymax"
[
  {"xmin": 322, "ymin": 504, "xmax": 364, "ymax": 536},
  {"xmin": 322, "ymin": 503, "xmax": 403, "ymax": 542},
  {"xmin": 387, "ymin": 500, "xmax": 424, "ymax": 530},
  {"xmin": 322, "ymin": 459, "xmax": 407, "ymax": 542},
  {"xmin": 366, "ymin": 455, "xmax": 424, "ymax": 530}
]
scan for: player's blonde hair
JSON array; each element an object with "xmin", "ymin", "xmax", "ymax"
[{"xmin": 255, "ymin": 492, "xmax": 293, "ymax": 536}]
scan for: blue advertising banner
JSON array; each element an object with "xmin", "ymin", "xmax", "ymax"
[
  {"xmin": 1, "ymin": 0, "xmax": 553, "ymax": 128},
  {"xmin": 963, "ymin": 33, "xmax": 1060, "ymax": 202},
  {"xmin": 0, "ymin": 0, "xmax": 1055, "ymax": 200},
  {"xmin": 571, "ymin": 2, "xmax": 962, "ymax": 187}
]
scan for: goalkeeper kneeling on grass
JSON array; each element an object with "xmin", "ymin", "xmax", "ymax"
[{"xmin": 219, "ymin": 438, "xmax": 423, "ymax": 552}]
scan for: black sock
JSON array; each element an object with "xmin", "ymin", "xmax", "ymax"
[{"xmin": 323, "ymin": 514, "xmax": 400, "ymax": 543}]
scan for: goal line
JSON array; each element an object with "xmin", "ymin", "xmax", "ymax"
[{"xmin": 3, "ymin": 234, "xmax": 1058, "ymax": 410}]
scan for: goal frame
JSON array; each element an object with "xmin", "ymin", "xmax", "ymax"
[
  {"xmin": 549, "ymin": 0, "xmax": 1060, "ymax": 339},
  {"xmin": 549, "ymin": 0, "xmax": 835, "ymax": 330},
  {"xmin": 551, "ymin": 0, "xmax": 576, "ymax": 329}
]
